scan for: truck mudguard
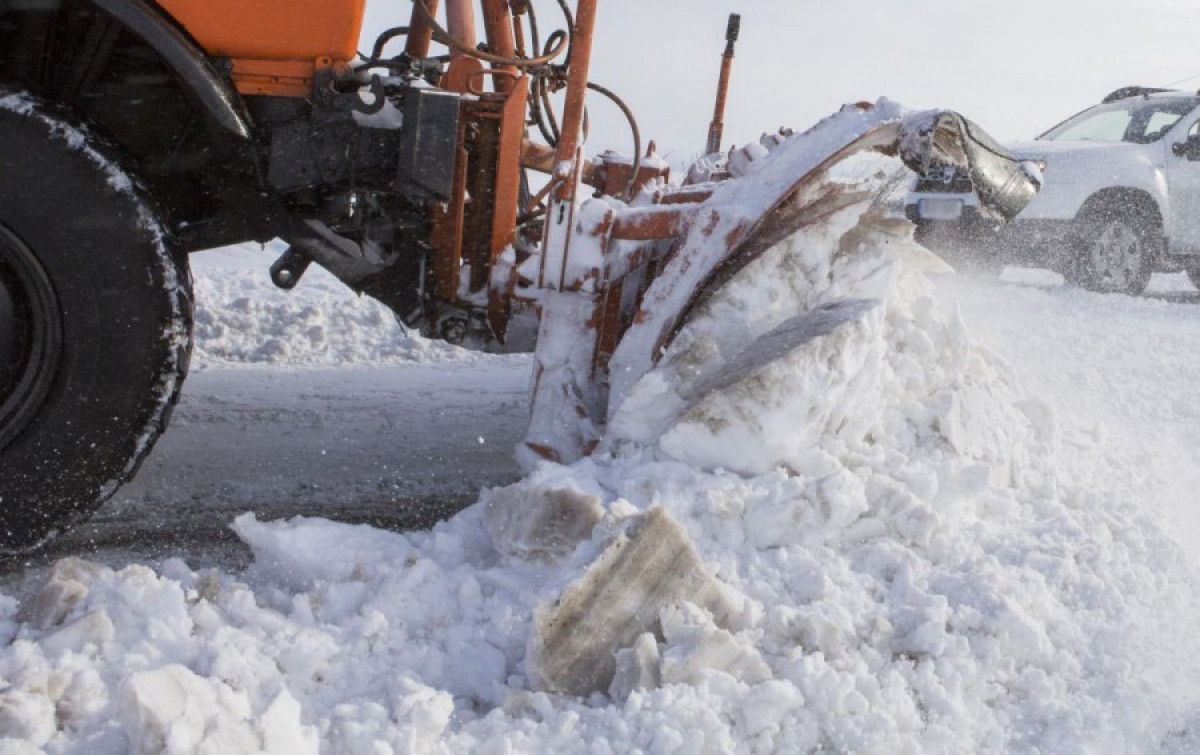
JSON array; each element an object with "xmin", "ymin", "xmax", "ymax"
[{"xmin": 91, "ymin": 0, "xmax": 251, "ymax": 138}]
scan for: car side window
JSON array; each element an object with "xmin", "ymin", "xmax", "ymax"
[
  {"xmin": 1145, "ymin": 111, "xmax": 1186, "ymax": 140},
  {"xmin": 1174, "ymin": 120, "xmax": 1200, "ymax": 161},
  {"xmin": 1051, "ymin": 109, "xmax": 1130, "ymax": 141}
]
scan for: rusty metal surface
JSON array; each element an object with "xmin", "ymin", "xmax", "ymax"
[
  {"xmin": 440, "ymin": 0, "xmax": 485, "ymax": 92},
  {"xmin": 596, "ymin": 156, "xmax": 669, "ymax": 199},
  {"xmin": 463, "ymin": 111, "xmax": 501, "ymax": 292},
  {"xmin": 481, "ymin": 0, "xmax": 518, "ymax": 93},
  {"xmin": 655, "ymin": 185, "xmax": 716, "ymax": 206},
  {"xmin": 610, "ymin": 206, "xmax": 692, "ymax": 242},
  {"xmin": 704, "ymin": 13, "xmax": 740, "ymax": 155},
  {"xmin": 526, "ymin": 109, "xmax": 895, "ymax": 467},
  {"xmin": 490, "ymin": 83, "xmax": 530, "ymax": 264},
  {"xmin": 522, "ymin": 140, "xmax": 600, "ymax": 187},
  {"xmin": 444, "ymin": 0, "xmax": 478, "ymax": 60},
  {"xmin": 487, "ymin": 80, "xmax": 532, "ymax": 340},
  {"xmin": 549, "ymin": 0, "xmax": 598, "ymax": 195},
  {"xmin": 430, "ymin": 115, "xmax": 470, "ymax": 302},
  {"xmin": 405, "ymin": 0, "xmax": 439, "ymax": 58}
]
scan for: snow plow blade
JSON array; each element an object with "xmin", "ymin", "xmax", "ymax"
[{"xmin": 522, "ymin": 102, "xmax": 1039, "ymax": 465}]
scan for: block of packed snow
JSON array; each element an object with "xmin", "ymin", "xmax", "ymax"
[
  {"xmin": 120, "ymin": 664, "xmax": 258, "ymax": 755},
  {"xmin": 39, "ymin": 609, "xmax": 114, "ymax": 656},
  {"xmin": 659, "ymin": 602, "xmax": 771, "ymax": 685},
  {"xmin": 259, "ymin": 690, "xmax": 319, "ymax": 755},
  {"xmin": 483, "ymin": 483, "xmax": 604, "ymax": 560},
  {"xmin": 529, "ymin": 507, "xmax": 738, "ymax": 696},
  {"xmin": 0, "ymin": 689, "xmax": 57, "ymax": 748},
  {"xmin": 16, "ymin": 557, "xmax": 106, "ymax": 630}
]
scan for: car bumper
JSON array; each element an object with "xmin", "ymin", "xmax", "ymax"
[
  {"xmin": 905, "ymin": 202, "xmax": 1077, "ymax": 271},
  {"xmin": 904, "ymin": 199, "xmax": 993, "ymax": 241}
]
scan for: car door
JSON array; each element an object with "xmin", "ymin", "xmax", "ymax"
[{"xmin": 1165, "ymin": 112, "xmax": 1200, "ymax": 255}]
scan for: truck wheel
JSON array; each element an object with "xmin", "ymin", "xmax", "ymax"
[
  {"xmin": 1073, "ymin": 206, "xmax": 1155, "ymax": 295},
  {"xmin": 0, "ymin": 95, "xmax": 192, "ymax": 552}
]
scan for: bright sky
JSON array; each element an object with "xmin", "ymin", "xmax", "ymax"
[{"xmin": 364, "ymin": 1, "xmax": 1200, "ymax": 163}]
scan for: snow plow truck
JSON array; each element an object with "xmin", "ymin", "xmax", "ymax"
[{"xmin": 0, "ymin": 0, "xmax": 1041, "ymax": 551}]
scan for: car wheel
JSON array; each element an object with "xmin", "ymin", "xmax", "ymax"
[
  {"xmin": 0, "ymin": 94, "xmax": 193, "ymax": 552},
  {"xmin": 1073, "ymin": 206, "xmax": 1155, "ymax": 295}
]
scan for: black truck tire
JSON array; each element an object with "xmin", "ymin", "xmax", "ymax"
[{"xmin": 0, "ymin": 94, "xmax": 192, "ymax": 552}]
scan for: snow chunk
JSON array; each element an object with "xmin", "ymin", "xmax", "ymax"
[
  {"xmin": 659, "ymin": 602, "xmax": 771, "ymax": 686},
  {"xmin": 259, "ymin": 690, "xmax": 319, "ymax": 755},
  {"xmin": 483, "ymin": 483, "xmax": 604, "ymax": 561},
  {"xmin": 39, "ymin": 610, "xmax": 114, "ymax": 657},
  {"xmin": 232, "ymin": 513, "xmax": 414, "ymax": 589},
  {"xmin": 16, "ymin": 558, "xmax": 107, "ymax": 630},
  {"xmin": 529, "ymin": 507, "xmax": 740, "ymax": 696},
  {"xmin": 120, "ymin": 664, "xmax": 258, "ymax": 754}
]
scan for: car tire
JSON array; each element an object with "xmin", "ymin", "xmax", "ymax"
[
  {"xmin": 0, "ymin": 94, "xmax": 193, "ymax": 552},
  {"xmin": 1072, "ymin": 204, "xmax": 1156, "ymax": 295}
]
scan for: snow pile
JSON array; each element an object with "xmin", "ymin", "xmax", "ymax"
[
  {"xmin": 190, "ymin": 245, "xmax": 466, "ymax": 366},
  {"xmin": 594, "ymin": 184, "xmax": 1186, "ymax": 748},
  {"xmin": 1, "ymin": 120, "xmax": 1195, "ymax": 752}
]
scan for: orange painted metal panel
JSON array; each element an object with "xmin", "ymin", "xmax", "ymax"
[
  {"xmin": 156, "ymin": 0, "xmax": 366, "ymax": 61},
  {"xmin": 230, "ymin": 58, "xmax": 322, "ymax": 97}
]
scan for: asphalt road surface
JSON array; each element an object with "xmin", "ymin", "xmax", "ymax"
[{"xmin": 1, "ymin": 358, "xmax": 532, "ymax": 578}]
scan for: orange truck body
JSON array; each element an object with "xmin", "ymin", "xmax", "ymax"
[{"xmin": 156, "ymin": 0, "xmax": 366, "ymax": 95}]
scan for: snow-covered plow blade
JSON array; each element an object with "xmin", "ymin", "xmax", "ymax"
[{"xmin": 523, "ymin": 102, "xmax": 1040, "ymax": 464}]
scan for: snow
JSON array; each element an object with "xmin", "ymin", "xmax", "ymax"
[
  {"xmin": 6, "ymin": 124, "xmax": 1200, "ymax": 753},
  {"xmin": 190, "ymin": 245, "xmax": 469, "ymax": 367}
]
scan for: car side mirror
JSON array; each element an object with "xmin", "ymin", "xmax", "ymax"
[{"xmin": 1172, "ymin": 135, "xmax": 1200, "ymax": 161}]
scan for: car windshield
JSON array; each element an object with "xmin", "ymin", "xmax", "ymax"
[{"xmin": 1039, "ymin": 97, "xmax": 1200, "ymax": 143}]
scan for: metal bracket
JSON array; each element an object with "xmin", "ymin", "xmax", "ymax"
[
  {"xmin": 313, "ymin": 68, "xmax": 386, "ymax": 116},
  {"xmin": 269, "ymin": 247, "xmax": 312, "ymax": 290}
]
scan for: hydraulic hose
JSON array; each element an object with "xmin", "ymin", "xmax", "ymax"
[
  {"xmin": 412, "ymin": 0, "xmax": 567, "ymax": 68},
  {"xmin": 587, "ymin": 81, "xmax": 642, "ymax": 200}
]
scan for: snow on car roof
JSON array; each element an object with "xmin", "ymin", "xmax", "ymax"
[{"xmin": 1106, "ymin": 87, "xmax": 1199, "ymax": 103}]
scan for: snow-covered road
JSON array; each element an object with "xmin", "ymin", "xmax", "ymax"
[{"xmin": 940, "ymin": 269, "xmax": 1200, "ymax": 562}]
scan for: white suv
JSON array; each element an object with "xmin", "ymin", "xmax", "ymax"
[{"xmin": 906, "ymin": 87, "xmax": 1200, "ymax": 294}]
